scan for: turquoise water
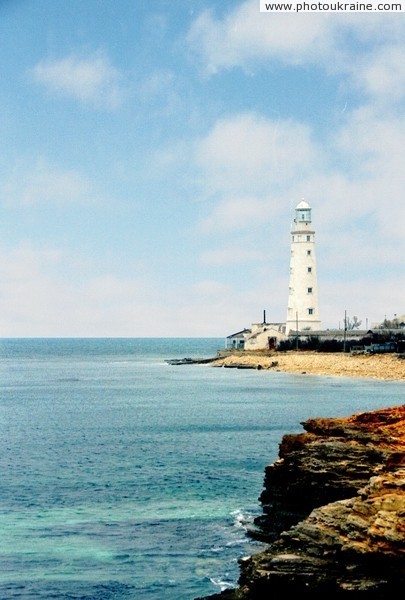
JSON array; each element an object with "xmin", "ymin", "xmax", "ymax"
[{"xmin": 0, "ymin": 338, "xmax": 403, "ymax": 599}]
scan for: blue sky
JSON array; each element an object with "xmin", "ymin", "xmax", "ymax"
[{"xmin": 0, "ymin": 0, "xmax": 404, "ymax": 337}]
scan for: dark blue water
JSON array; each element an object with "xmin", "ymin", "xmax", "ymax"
[{"xmin": 0, "ymin": 338, "xmax": 403, "ymax": 599}]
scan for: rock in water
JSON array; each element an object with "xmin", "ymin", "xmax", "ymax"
[{"xmin": 197, "ymin": 404, "xmax": 405, "ymax": 599}]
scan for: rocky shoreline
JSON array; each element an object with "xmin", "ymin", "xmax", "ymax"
[
  {"xmin": 196, "ymin": 404, "xmax": 405, "ymax": 599},
  {"xmin": 209, "ymin": 350, "xmax": 405, "ymax": 381}
]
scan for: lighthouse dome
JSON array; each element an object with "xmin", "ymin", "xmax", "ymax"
[{"xmin": 296, "ymin": 199, "xmax": 310, "ymax": 209}]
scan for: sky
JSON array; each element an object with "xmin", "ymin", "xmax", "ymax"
[{"xmin": 0, "ymin": 0, "xmax": 404, "ymax": 337}]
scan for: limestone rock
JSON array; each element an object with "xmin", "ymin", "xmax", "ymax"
[{"xmin": 197, "ymin": 404, "xmax": 405, "ymax": 598}]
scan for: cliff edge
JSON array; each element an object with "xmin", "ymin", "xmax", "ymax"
[{"xmin": 198, "ymin": 404, "xmax": 405, "ymax": 599}]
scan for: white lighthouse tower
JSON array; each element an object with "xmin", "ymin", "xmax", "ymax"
[{"xmin": 286, "ymin": 199, "xmax": 321, "ymax": 334}]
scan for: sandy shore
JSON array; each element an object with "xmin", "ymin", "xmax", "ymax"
[{"xmin": 211, "ymin": 351, "xmax": 405, "ymax": 381}]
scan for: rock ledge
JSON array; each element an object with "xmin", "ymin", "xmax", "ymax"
[{"xmin": 197, "ymin": 404, "xmax": 405, "ymax": 599}]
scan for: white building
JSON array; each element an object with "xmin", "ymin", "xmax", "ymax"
[
  {"xmin": 225, "ymin": 329, "xmax": 251, "ymax": 350},
  {"xmin": 243, "ymin": 320, "xmax": 287, "ymax": 351},
  {"xmin": 226, "ymin": 201, "xmax": 402, "ymax": 351},
  {"xmin": 286, "ymin": 200, "xmax": 321, "ymax": 334},
  {"xmin": 225, "ymin": 200, "xmax": 321, "ymax": 351}
]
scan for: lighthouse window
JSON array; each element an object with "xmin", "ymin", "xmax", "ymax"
[
  {"xmin": 308, "ymin": 287, "xmax": 313, "ymax": 294},
  {"xmin": 307, "ymin": 267, "xmax": 312, "ymax": 273},
  {"xmin": 308, "ymin": 308, "xmax": 314, "ymax": 315},
  {"xmin": 307, "ymin": 250, "xmax": 311, "ymax": 256},
  {"xmin": 301, "ymin": 213, "xmax": 305, "ymax": 219},
  {"xmin": 306, "ymin": 235, "xmax": 311, "ymax": 241}
]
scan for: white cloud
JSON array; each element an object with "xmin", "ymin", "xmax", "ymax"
[
  {"xmin": 200, "ymin": 245, "xmax": 262, "ymax": 266},
  {"xmin": 31, "ymin": 52, "xmax": 123, "ymax": 108},
  {"xmin": 191, "ymin": 279, "xmax": 231, "ymax": 296},
  {"xmin": 187, "ymin": 3, "xmax": 335, "ymax": 73},
  {"xmin": 187, "ymin": 0, "xmax": 405, "ymax": 106},
  {"xmin": 0, "ymin": 242, "xmax": 249, "ymax": 337},
  {"xmin": 139, "ymin": 69, "xmax": 175, "ymax": 97},
  {"xmin": 0, "ymin": 243, "xmax": 163, "ymax": 337},
  {"xmin": 195, "ymin": 113, "xmax": 316, "ymax": 196},
  {"xmin": 0, "ymin": 243, "xmax": 62, "ymax": 279},
  {"xmin": 1, "ymin": 160, "xmax": 96, "ymax": 207},
  {"xmin": 319, "ymin": 276, "xmax": 404, "ymax": 331},
  {"xmin": 198, "ymin": 196, "xmax": 275, "ymax": 234},
  {"xmin": 328, "ymin": 107, "xmax": 405, "ymax": 237},
  {"xmin": 354, "ymin": 45, "xmax": 405, "ymax": 104}
]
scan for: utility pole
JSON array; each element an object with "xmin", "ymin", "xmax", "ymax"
[
  {"xmin": 296, "ymin": 311, "xmax": 299, "ymax": 351},
  {"xmin": 343, "ymin": 309, "xmax": 347, "ymax": 353}
]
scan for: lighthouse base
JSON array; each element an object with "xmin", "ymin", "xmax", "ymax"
[{"xmin": 286, "ymin": 319, "xmax": 321, "ymax": 335}]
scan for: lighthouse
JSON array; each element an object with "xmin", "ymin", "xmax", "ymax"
[{"xmin": 286, "ymin": 200, "xmax": 321, "ymax": 334}]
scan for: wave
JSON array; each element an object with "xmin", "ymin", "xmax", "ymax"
[{"xmin": 209, "ymin": 577, "xmax": 235, "ymax": 592}]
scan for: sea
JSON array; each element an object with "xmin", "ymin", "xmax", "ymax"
[{"xmin": 0, "ymin": 338, "xmax": 403, "ymax": 600}]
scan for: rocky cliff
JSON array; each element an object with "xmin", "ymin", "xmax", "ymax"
[{"xmin": 198, "ymin": 404, "xmax": 405, "ymax": 599}]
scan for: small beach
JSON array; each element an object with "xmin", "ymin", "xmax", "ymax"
[{"xmin": 211, "ymin": 351, "xmax": 405, "ymax": 381}]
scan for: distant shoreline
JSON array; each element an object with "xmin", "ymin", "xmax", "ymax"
[{"xmin": 208, "ymin": 351, "xmax": 405, "ymax": 381}]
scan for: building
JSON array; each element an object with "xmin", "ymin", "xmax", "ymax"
[
  {"xmin": 226, "ymin": 316, "xmax": 288, "ymax": 352},
  {"xmin": 225, "ymin": 200, "xmax": 321, "ymax": 351},
  {"xmin": 243, "ymin": 320, "xmax": 287, "ymax": 351},
  {"xmin": 225, "ymin": 329, "xmax": 251, "ymax": 350},
  {"xmin": 286, "ymin": 199, "xmax": 321, "ymax": 334},
  {"xmin": 225, "ymin": 201, "xmax": 403, "ymax": 352}
]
